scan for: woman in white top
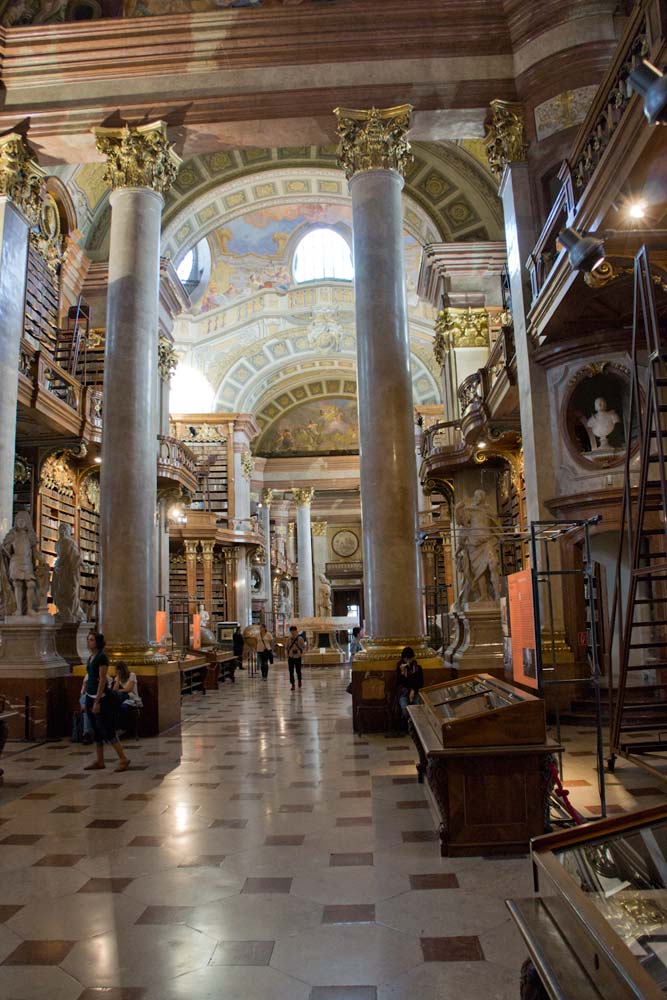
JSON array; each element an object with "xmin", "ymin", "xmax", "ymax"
[
  {"xmin": 112, "ymin": 661, "xmax": 142, "ymax": 708},
  {"xmin": 257, "ymin": 623, "xmax": 274, "ymax": 680}
]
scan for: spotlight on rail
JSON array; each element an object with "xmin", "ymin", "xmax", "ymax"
[
  {"xmin": 628, "ymin": 59, "xmax": 667, "ymax": 125},
  {"xmin": 558, "ymin": 228, "xmax": 606, "ymax": 274}
]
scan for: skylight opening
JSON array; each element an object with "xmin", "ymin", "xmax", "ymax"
[{"xmin": 293, "ymin": 227, "xmax": 353, "ymax": 283}]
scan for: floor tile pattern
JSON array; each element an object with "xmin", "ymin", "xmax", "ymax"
[{"xmin": 0, "ymin": 665, "xmax": 664, "ymax": 999}]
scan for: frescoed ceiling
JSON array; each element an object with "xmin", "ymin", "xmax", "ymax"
[
  {"xmin": 0, "ymin": 0, "xmax": 321, "ymax": 26},
  {"xmin": 74, "ymin": 142, "xmax": 501, "ymax": 261}
]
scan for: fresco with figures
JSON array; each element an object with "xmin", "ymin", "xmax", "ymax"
[
  {"xmin": 0, "ymin": 0, "xmax": 326, "ymax": 25},
  {"xmin": 256, "ymin": 398, "xmax": 358, "ymax": 456},
  {"xmin": 196, "ymin": 203, "xmax": 352, "ymax": 313}
]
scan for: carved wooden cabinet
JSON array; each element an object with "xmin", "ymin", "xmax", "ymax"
[{"xmin": 408, "ymin": 674, "xmax": 555, "ymax": 857}]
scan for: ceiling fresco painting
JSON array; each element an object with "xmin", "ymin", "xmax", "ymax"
[
  {"xmin": 255, "ymin": 397, "xmax": 359, "ymax": 457},
  {"xmin": 196, "ymin": 202, "xmax": 352, "ymax": 313},
  {"xmin": 0, "ymin": 0, "xmax": 322, "ymax": 25}
]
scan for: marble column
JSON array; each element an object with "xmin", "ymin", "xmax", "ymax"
[
  {"xmin": 184, "ymin": 540, "xmax": 199, "ymax": 616},
  {"xmin": 0, "ymin": 134, "xmax": 44, "ymax": 539},
  {"xmin": 335, "ymin": 105, "xmax": 431, "ymax": 658},
  {"xmin": 233, "ymin": 545, "xmax": 251, "ymax": 626},
  {"xmin": 260, "ymin": 489, "xmax": 273, "ymax": 622},
  {"xmin": 293, "ymin": 488, "xmax": 314, "ymax": 617},
  {"xmin": 311, "ymin": 521, "xmax": 328, "ymax": 615},
  {"xmin": 201, "ymin": 541, "xmax": 214, "ymax": 616},
  {"xmin": 95, "ymin": 121, "xmax": 180, "ymax": 665}
]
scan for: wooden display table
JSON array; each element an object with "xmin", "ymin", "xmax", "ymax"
[{"xmin": 407, "ymin": 702, "xmax": 558, "ymax": 857}]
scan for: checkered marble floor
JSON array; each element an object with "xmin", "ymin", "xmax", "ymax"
[{"xmin": 0, "ymin": 666, "xmax": 664, "ymax": 1000}]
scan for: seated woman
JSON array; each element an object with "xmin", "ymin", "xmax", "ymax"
[
  {"xmin": 112, "ymin": 661, "xmax": 142, "ymax": 731},
  {"xmin": 395, "ymin": 646, "xmax": 424, "ymax": 724}
]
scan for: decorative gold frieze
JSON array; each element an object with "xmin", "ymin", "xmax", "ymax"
[
  {"xmin": 181, "ymin": 423, "xmax": 227, "ymax": 443},
  {"xmin": 0, "ymin": 132, "xmax": 46, "ymax": 225},
  {"xmin": 292, "ymin": 487, "xmax": 315, "ymax": 507},
  {"xmin": 157, "ymin": 336, "xmax": 178, "ymax": 382},
  {"xmin": 334, "ymin": 105, "xmax": 413, "ymax": 181},
  {"xmin": 484, "ymin": 100, "xmax": 528, "ymax": 179},
  {"xmin": 311, "ymin": 521, "xmax": 327, "ymax": 536},
  {"xmin": 94, "ymin": 121, "xmax": 181, "ymax": 194},
  {"xmin": 435, "ymin": 307, "xmax": 490, "ymax": 352}
]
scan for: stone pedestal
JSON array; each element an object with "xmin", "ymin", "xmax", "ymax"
[
  {"xmin": 55, "ymin": 621, "xmax": 90, "ymax": 667},
  {"xmin": 449, "ymin": 602, "xmax": 505, "ymax": 678},
  {"xmin": 0, "ymin": 617, "xmax": 70, "ymax": 739}
]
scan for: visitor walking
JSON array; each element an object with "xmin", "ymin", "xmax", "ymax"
[
  {"xmin": 286, "ymin": 624, "xmax": 306, "ymax": 691},
  {"xmin": 257, "ymin": 622, "xmax": 274, "ymax": 680},
  {"xmin": 82, "ymin": 632, "xmax": 130, "ymax": 772}
]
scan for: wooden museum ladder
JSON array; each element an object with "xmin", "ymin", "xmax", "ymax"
[{"xmin": 608, "ymin": 247, "xmax": 667, "ymax": 779}]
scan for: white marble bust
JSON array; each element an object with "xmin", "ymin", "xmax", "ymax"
[{"xmin": 587, "ymin": 397, "xmax": 621, "ymax": 449}]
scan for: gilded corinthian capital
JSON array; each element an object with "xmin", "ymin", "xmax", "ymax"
[
  {"xmin": 94, "ymin": 121, "xmax": 181, "ymax": 193},
  {"xmin": 311, "ymin": 521, "xmax": 327, "ymax": 537},
  {"xmin": 334, "ymin": 105, "xmax": 413, "ymax": 181},
  {"xmin": 484, "ymin": 100, "xmax": 528, "ymax": 179},
  {"xmin": 292, "ymin": 487, "xmax": 315, "ymax": 507},
  {"xmin": 0, "ymin": 132, "xmax": 46, "ymax": 225}
]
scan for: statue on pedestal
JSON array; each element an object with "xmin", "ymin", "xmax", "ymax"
[
  {"xmin": 453, "ymin": 490, "xmax": 502, "ymax": 607},
  {"xmin": 0, "ymin": 511, "xmax": 50, "ymax": 617},
  {"xmin": 51, "ymin": 523, "xmax": 86, "ymax": 623},
  {"xmin": 587, "ymin": 397, "xmax": 621, "ymax": 450},
  {"xmin": 316, "ymin": 573, "xmax": 332, "ymax": 618}
]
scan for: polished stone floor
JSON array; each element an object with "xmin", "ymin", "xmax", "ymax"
[{"xmin": 0, "ymin": 665, "xmax": 664, "ymax": 1000}]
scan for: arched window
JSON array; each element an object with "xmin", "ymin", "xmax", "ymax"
[{"xmin": 293, "ymin": 227, "xmax": 353, "ymax": 283}]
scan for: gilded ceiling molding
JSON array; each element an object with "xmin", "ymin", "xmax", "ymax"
[
  {"xmin": 334, "ymin": 105, "xmax": 413, "ymax": 181},
  {"xmin": 0, "ymin": 132, "xmax": 46, "ymax": 225},
  {"xmin": 484, "ymin": 100, "xmax": 528, "ymax": 179},
  {"xmin": 292, "ymin": 487, "xmax": 315, "ymax": 507},
  {"xmin": 93, "ymin": 121, "xmax": 181, "ymax": 194}
]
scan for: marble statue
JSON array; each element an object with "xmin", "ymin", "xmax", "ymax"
[
  {"xmin": 51, "ymin": 523, "xmax": 86, "ymax": 623},
  {"xmin": 454, "ymin": 490, "xmax": 502, "ymax": 606},
  {"xmin": 0, "ymin": 510, "xmax": 50, "ymax": 617},
  {"xmin": 316, "ymin": 573, "xmax": 332, "ymax": 617},
  {"xmin": 587, "ymin": 397, "xmax": 621, "ymax": 450},
  {"xmin": 198, "ymin": 604, "xmax": 218, "ymax": 647}
]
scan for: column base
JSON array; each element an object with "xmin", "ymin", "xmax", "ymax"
[
  {"xmin": 446, "ymin": 603, "xmax": 505, "ymax": 679},
  {"xmin": 351, "ymin": 636, "xmax": 449, "ymax": 734},
  {"xmin": 56, "ymin": 621, "xmax": 91, "ymax": 668},
  {"xmin": 0, "ymin": 618, "xmax": 70, "ymax": 740}
]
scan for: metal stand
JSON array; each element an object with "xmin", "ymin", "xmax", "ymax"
[{"xmin": 529, "ymin": 517, "xmax": 607, "ymax": 820}]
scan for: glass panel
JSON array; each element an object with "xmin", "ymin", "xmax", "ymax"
[{"xmin": 556, "ymin": 821, "xmax": 667, "ymax": 991}]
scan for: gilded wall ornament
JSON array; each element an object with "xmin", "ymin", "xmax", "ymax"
[
  {"xmin": 311, "ymin": 521, "xmax": 327, "ymax": 537},
  {"xmin": 13, "ymin": 455, "xmax": 31, "ymax": 486},
  {"xmin": 484, "ymin": 100, "xmax": 528, "ymax": 179},
  {"xmin": 292, "ymin": 487, "xmax": 315, "ymax": 507},
  {"xmin": 435, "ymin": 307, "xmax": 490, "ymax": 350},
  {"xmin": 334, "ymin": 105, "xmax": 413, "ymax": 181},
  {"xmin": 158, "ymin": 336, "xmax": 178, "ymax": 381},
  {"xmin": 240, "ymin": 451, "xmax": 255, "ymax": 480},
  {"xmin": 182, "ymin": 423, "xmax": 227, "ymax": 443},
  {"xmin": 81, "ymin": 474, "xmax": 100, "ymax": 514},
  {"xmin": 0, "ymin": 132, "xmax": 46, "ymax": 225},
  {"xmin": 288, "ymin": 522, "xmax": 296, "ymax": 537},
  {"xmin": 262, "ymin": 488, "xmax": 274, "ymax": 507},
  {"xmin": 94, "ymin": 121, "xmax": 181, "ymax": 194},
  {"xmin": 40, "ymin": 454, "xmax": 75, "ymax": 498},
  {"xmin": 31, "ymin": 193, "xmax": 64, "ymax": 272}
]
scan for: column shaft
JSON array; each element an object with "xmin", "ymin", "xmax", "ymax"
[
  {"xmin": 260, "ymin": 505, "xmax": 273, "ymax": 621},
  {"xmin": 296, "ymin": 504, "xmax": 314, "ymax": 617},
  {"xmin": 350, "ymin": 169, "xmax": 422, "ymax": 638},
  {"xmin": 0, "ymin": 200, "xmax": 30, "ymax": 538},
  {"xmin": 201, "ymin": 541, "xmax": 214, "ymax": 616},
  {"xmin": 99, "ymin": 187, "xmax": 163, "ymax": 650}
]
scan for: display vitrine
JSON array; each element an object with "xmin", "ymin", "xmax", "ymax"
[
  {"xmin": 508, "ymin": 805, "xmax": 667, "ymax": 999},
  {"xmin": 420, "ymin": 673, "xmax": 546, "ymax": 747}
]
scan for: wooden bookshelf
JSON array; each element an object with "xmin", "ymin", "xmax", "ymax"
[
  {"xmin": 78, "ymin": 476, "xmax": 100, "ymax": 617},
  {"xmin": 24, "ymin": 245, "xmax": 59, "ymax": 352}
]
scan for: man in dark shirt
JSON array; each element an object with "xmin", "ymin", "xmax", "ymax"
[
  {"xmin": 233, "ymin": 625, "xmax": 244, "ymax": 670},
  {"xmin": 286, "ymin": 625, "xmax": 306, "ymax": 691}
]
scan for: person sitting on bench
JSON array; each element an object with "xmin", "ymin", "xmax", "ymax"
[{"xmin": 112, "ymin": 661, "xmax": 142, "ymax": 731}]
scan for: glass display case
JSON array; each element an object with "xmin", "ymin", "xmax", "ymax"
[
  {"xmin": 508, "ymin": 805, "xmax": 667, "ymax": 999},
  {"xmin": 420, "ymin": 673, "xmax": 546, "ymax": 747}
]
